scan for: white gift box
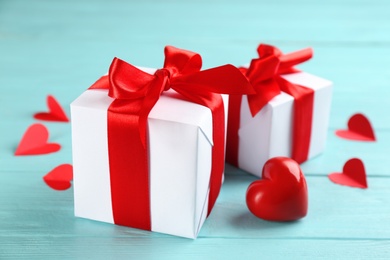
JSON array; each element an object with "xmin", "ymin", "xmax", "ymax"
[
  {"xmin": 233, "ymin": 71, "xmax": 332, "ymax": 177},
  {"xmin": 71, "ymin": 68, "xmax": 228, "ymax": 239}
]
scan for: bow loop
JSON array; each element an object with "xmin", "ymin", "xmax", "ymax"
[
  {"xmin": 163, "ymin": 46, "xmax": 202, "ymax": 76},
  {"xmin": 257, "ymin": 44, "xmax": 283, "ymax": 57},
  {"xmin": 108, "ymin": 57, "xmax": 155, "ymax": 100}
]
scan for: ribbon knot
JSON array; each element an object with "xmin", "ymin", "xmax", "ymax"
[{"xmin": 154, "ymin": 68, "xmax": 171, "ymax": 91}]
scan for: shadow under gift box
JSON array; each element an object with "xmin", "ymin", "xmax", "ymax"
[
  {"xmin": 71, "ymin": 67, "xmax": 228, "ymax": 239},
  {"xmin": 231, "ymin": 71, "xmax": 332, "ymax": 178}
]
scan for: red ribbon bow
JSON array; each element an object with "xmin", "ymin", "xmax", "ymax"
[
  {"xmin": 227, "ymin": 44, "xmax": 314, "ymax": 166},
  {"xmin": 90, "ymin": 46, "xmax": 253, "ymax": 231},
  {"xmin": 243, "ymin": 44, "xmax": 313, "ymax": 116}
]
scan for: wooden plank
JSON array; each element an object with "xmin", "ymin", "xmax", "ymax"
[{"xmin": 1, "ymin": 237, "xmax": 390, "ymax": 259}]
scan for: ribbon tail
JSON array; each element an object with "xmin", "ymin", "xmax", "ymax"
[
  {"xmin": 278, "ymin": 48, "xmax": 313, "ymax": 75},
  {"xmin": 247, "ymin": 79, "xmax": 281, "ymax": 117},
  {"xmin": 89, "ymin": 75, "xmax": 110, "ymax": 90},
  {"xmin": 244, "ymin": 56, "xmax": 281, "ymax": 116},
  {"xmin": 279, "ymin": 48, "xmax": 313, "ymax": 68}
]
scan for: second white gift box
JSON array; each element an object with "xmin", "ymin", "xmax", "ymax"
[{"xmin": 226, "ymin": 44, "xmax": 332, "ymax": 178}]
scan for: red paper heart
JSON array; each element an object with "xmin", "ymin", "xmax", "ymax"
[
  {"xmin": 328, "ymin": 158, "xmax": 367, "ymax": 189},
  {"xmin": 43, "ymin": 164, "xmax": 73, "ymax": 190},
  {"xmin": 15, "ymin": 123, "xmax": 61, "ymax": 156},
  {"xmin": 34, "ymin": 95, "xmax": 69, "ymax": 122},
  {"xmin": 246, "ymin": 157, "xmax": 308, "ymax": 221},
  {"xmin": 335, "ymin": 113, "xmax": 375, "ymax": 141}
]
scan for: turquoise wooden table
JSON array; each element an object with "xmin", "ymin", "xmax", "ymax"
[{"xmin": 1, "ymin": 0, "xmax": 390, "ymax": 258}]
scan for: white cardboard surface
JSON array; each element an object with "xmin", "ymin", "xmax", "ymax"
[
  {"xmin": 238, "ymin": 92, "xmax": 294, "ymax": 176},
  {"xmin": 71, "ymin": 86, "xmax": 217, "ymax": 239},
  {"xmin": 236, "ymin": 71, "xmax": 332, "ymax": 177}
]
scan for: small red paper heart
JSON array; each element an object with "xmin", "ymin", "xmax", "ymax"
[
  {"xmin": 328, "ymin": 158, "xmax": 367, "ymax": 189},
  {"xmin": 15, "ymin": 123, "xmax": 61, "ymax": 156},
  {"xmin": 246, "ymin": 157, "xmax": 308, "ymax": 221},
  {"xmin": 43, "ymin": 164, "xmax": 73, "ymax": 190},
  {"xmin": 335, "ymin": 113, "xmax": 375, "ymax": 141},
  {"xmin": 34, "ymin": 95, "xmax": 69, "ymax": 122}
]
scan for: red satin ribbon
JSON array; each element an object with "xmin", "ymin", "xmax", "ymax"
[
  {"xmin": 89, "ymin": 46, "xmax": 253, "ymax": 231},
  {"xmin": 227, "ymin": 44, "xmax": 314, "ymax": 167}
]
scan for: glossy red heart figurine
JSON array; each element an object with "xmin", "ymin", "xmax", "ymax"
[
  {"xmin": 34, "ymin": 95, "xmax": 69, "ymax": 122},
  {"xmin": 246, "ymin": 157, "xmax": 308, "ymax": 221}
]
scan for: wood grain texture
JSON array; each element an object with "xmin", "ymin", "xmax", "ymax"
[
  {"xmin": 1, "ymin": 0, "xmax": 389, "ymax": 258},
  {"xmin": 2, "ymin": 238, "xmax": 390, "ymax": 259}
]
